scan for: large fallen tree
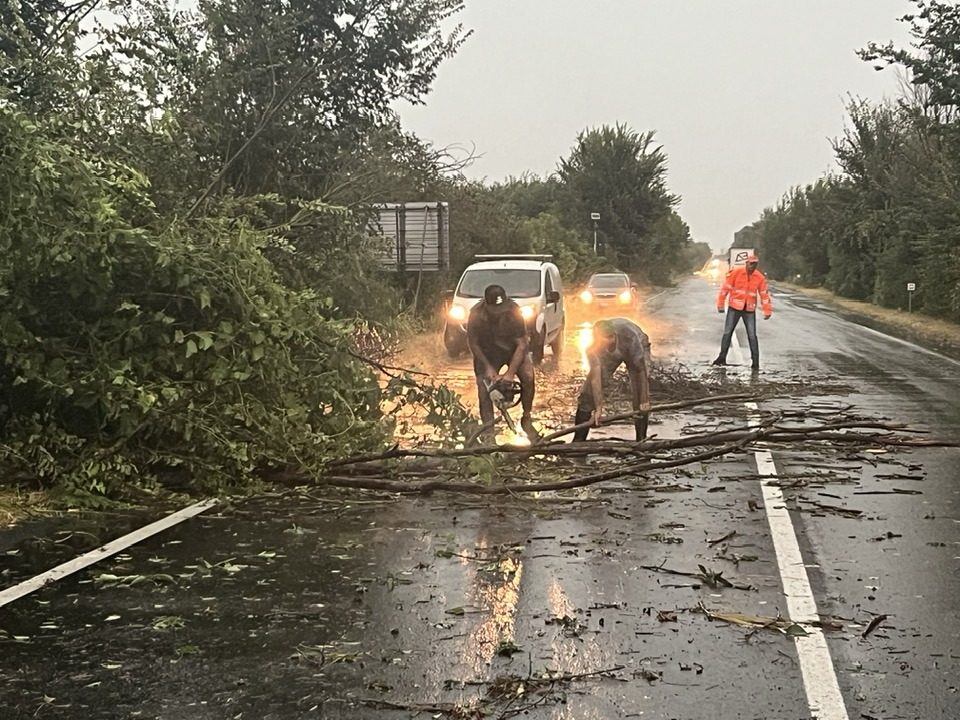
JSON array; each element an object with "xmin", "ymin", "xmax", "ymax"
[{"xmin": 269, "ymin": 393, "xmax": 959, "ymax": 495}]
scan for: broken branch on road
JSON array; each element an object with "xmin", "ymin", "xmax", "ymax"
[{"xmin": 271, "ymin": 399, "xmax": 953, "ymax": 496}]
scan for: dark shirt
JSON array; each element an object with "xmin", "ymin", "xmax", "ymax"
[{"xmin": 467, "ymin": 301, "xmax": 526, "ymax": 359}]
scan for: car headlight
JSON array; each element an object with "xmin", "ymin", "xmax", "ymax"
[
  {"xmin": 520, "ymin": 304, "xmax": 535, "ymax": 320},
  {"xmin": 448, "ymin": 305, "xmax": 467, "ymax": 321},
  {"xmin": 579, "ymin": 290, "xmax": 593, "ymax": 303},
  {"xmin": 618, "ymin": 290, "xmax": 632, "ymax": 303}
]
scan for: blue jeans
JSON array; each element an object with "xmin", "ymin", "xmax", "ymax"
[{"xmin": 718, "ymin": 308, "xmax": 758, "ymax": 365}]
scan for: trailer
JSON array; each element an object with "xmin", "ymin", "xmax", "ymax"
[{"xmin": 728, "ymin": 247, "xmax": 755, "ymax": 268}]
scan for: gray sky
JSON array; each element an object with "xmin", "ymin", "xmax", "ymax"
[{"xmin": 396, "ymin": 0, "xmax": 915, "ymax": 253}]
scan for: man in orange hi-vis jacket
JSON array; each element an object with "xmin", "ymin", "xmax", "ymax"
[{"xmin": 712, "ymin": 254, "xmax": 772, "ymax": 370}]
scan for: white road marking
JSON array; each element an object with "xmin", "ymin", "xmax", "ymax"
[
  {"xmin": 752, "ymin": 439, "xmax": 850, "ymax": 720},
  {"xmin": 730, "ymin": 323, "xmax": 848, "ymax": 718},
  {"xmin": 0, "ymin": 499, "xmax": 217, "ymax": 609}
]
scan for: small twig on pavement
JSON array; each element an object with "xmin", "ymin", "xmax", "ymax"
[
  {"xmin": 707, "ymin": 531, "xmax": 738, "ymax": 546},
  {"xmin": 861, "ymin": 613, "xmax": 889, "ymax": 638}
]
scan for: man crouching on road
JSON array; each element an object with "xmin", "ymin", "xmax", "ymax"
[
  {"xmin": 467, "ymin": 284, "xmax": 540, "ymax": 440},
  {"xmin": 573, "ymin": 318, "xmax": 652, "ymax": 442}
]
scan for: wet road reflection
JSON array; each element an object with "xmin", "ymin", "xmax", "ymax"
[{"xmin": 2, "ymin": 281, "xmax": 959, "ymax": 719}]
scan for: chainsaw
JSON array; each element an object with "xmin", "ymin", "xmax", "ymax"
[{"xmin": 483, "ymin": 378, "xmax": 522, "ymax": 434}]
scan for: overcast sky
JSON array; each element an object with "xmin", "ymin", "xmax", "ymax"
[{"xmin": 395, "ymin": 0, "xmax": 915, "ymax": 253}]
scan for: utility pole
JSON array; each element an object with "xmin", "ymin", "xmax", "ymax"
[{"xmin": 590, "ymin": 212, "xmax": 600, "ymax": 252}]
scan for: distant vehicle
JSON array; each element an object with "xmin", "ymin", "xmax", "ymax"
[
  {"xmin": 578, "ymin": 272, "xmax": 637, "ymax": 310},
  {"xmin": 443, "ymin": 255, "xmax": 565, "ymax": 363},
  {"xmin": 699, "ymin": 256, "xmax": 728, "ymax": 281}
]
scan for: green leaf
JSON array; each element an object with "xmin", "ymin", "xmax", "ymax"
[{"xmin": 784, "ymin": 623, "xmax": 809, "ymax": 637}]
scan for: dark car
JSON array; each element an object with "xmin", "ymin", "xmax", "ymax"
[{"xmin": 578, "ymin": 272, "xmax": 637, "ymax": 310}]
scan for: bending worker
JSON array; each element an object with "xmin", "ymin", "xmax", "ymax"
[
  {"xmin": 573, "ymin": 318, "xmax": 652, "ymax": 442},
  {"xmin": 713, "ymin": 253, "xmax": 772, "ymax": 370},
  {"xmin": 466, "ymin": 284, "xmax": 539, "ymax": 440}
]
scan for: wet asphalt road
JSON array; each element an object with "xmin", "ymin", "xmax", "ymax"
[{"xmin": 1, "ymin": 277, "xmax": 958, "ymax": 720}]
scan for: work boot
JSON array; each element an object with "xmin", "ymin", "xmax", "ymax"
[
  {"xmin": 635, "ymin": 415, "xmax": 648, "ymax": 441},
  {"xmin": 572, "ymin": 408, "xmax": 592, "ymax": 442},
  {"xmin": 520, "ymin": 415, "xmax": 541, "ymax": 442},
  {"xmin": 712, "ymin": 356, "xmax": 727, "ymax": 366}
]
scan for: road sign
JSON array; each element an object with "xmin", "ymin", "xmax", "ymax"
[
  {"xmin": 906, "ymin": 282, "xmax": 916, "ymax": 291},
  {"xmin": 590, "ymin": 212, "xmax": 600, "ymax": 221},
  {"xmin": 373, "ymin": 202, "xmax": 449, "ymax": 272}
]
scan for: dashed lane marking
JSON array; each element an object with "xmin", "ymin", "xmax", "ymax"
[{"xmin": 0, "ymin": 499, "xmax": 217, "ymax": 609}]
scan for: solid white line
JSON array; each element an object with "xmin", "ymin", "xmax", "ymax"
[
  {"xmin": 0, "ymin": 499, "xmax": 217, "ymax": 609},
  {"xmin": 745, "ymin": 402, "xmax": 849, "ymax": 720}
]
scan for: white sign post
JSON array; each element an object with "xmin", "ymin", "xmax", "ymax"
[
  {"xmin": 907, "ymin": 282, "xmax": 916, "ymax": 312},
  {"xmin": 590, "ymin": 212, "xmax": 600, "ymax": 252}
]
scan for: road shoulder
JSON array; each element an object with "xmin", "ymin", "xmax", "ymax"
[{"xmin": 779, "ymin": 282, "xmax": 960, "ymax": 361}]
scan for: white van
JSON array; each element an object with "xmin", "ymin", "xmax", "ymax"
[{"xmin": 442, "ymin": 254, "xmax": 565, "ymax": 363}]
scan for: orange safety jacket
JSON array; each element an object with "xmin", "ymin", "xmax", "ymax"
[{"xmin": 717, "ymin": 267, "xmax": 772, "ymax": 315}]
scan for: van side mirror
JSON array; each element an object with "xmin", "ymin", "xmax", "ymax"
[
  {"xmin": 442, "ymin": 290, "xmax": 454, "ymax": 303},
  {"xmin": 547, "ymin": 290, "xmax": 561, "ymax": 304}
]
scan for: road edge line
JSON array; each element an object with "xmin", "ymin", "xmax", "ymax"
[
  {"xmin": 0, "ymin": 499, "xmax": 218, "ymax": 609},
  {"xmin": 745, "ymin": 402, "xmax": 849, "ymax": 720}
]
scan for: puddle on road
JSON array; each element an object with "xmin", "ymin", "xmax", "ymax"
[
  {"xmin": 0, "ymin": 486, "xmax": 810, "ymax": 719},
  {"xmin": 1, "ymin": 509, "xmax": 163, "ymax": 590}
]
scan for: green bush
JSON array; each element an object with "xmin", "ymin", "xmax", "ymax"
[{"xmin": 0, "ymin": 106, "xmax": 387, "ymax": 503}]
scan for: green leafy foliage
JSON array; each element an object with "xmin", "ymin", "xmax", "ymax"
[
  {"xmin": 745, "ymin": 5, "xmax": 960, "ymax": 321},
  {"xmin": 558, "ymin": 124, "xmax": 689, "ymax": 281},
  {"xmin": 746, "ymin": 95, "xmax": 960, "ymax": 320},
  {"xmin": 0, "ymin": 106, "xmax": 389, "ymax": 500}
]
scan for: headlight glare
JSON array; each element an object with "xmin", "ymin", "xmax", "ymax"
[
  {"xmin": 579, "ymin": 290, "xmax": 593, "ymax": 303},
  {"xmin": 520, "ymin": 304, "xmax": 535, "ymax": 320},
  {"xmin": 448, "ymin": 305, "xmax": 467, "ymax": 321},
  {"xmin": 618, "ymin": 290, "xmax": 632, "ymax": 303}
]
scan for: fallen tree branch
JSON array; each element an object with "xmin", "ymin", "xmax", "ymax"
[
  {"xmin": 273, "ymin": 412, "xmax": 957, "ymax": 495},
  {"xmin": 763, "ymin": 431, "xmax": 957, "ymax": 447},
  {"xmin": 296, "ymin": 436, "xmax": 759, "ymax": 495},
  {"xmin": 537, "ymin": 392, "xmax": 759, "ymax": 443},
  {"xmin": 328, "ymin": 393, "xmax": 762, "ymax": 468}
]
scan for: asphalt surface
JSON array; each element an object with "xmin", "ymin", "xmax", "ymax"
[{"xmin": 1, "ymin": 276, "xmax": 958, "ymax": 720}]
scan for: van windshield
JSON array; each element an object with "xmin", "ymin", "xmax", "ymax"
[{"xmin": 457, "ymin": 269, "xmax": 542, "ymax": 299}]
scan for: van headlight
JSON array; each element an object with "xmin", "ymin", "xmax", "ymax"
[
  {"xmin": 618, "ymin": 290, "xmax": 632, "ymax": 303},
  {"xmin": 520, "ymin": 305, "xmax": 535, "ymax": 320},
  {"xmin": 448, "ymin": 305, "xmax": 467, "ymax": 321},
  {"xmin": 579, "ymin": 290, "xmax": 593, "ymax": 303}
]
